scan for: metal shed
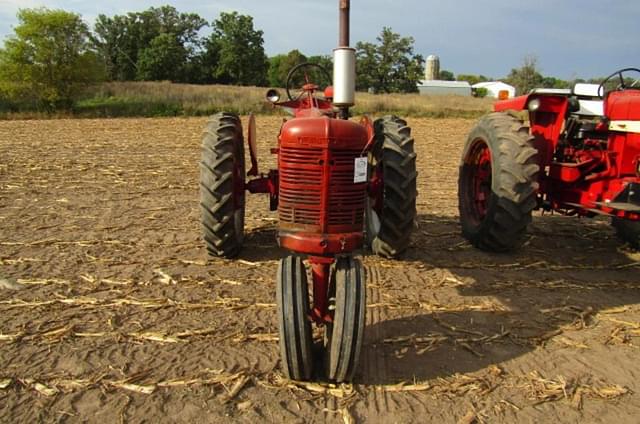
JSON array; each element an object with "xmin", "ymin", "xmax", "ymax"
[{"xmin": 417, "ymin": 80, "xmax": 472, "ymax": 96}]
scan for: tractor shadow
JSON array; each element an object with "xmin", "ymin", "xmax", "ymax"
[
  {"xmin": 239, "ymin": 223, "xmax": 288, "ymax": 262},
  {"xmin": 359, "ymin": 212, "xmax": 640, "ymax": 384}
]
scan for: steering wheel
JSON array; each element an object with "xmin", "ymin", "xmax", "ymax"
[
  {"xmin": 285, "ymin": 62, "xmax": 332, "ymax": 101},
  {"xmin": 598, "ymin": 67, "xmax": 640, "ymax": 98}
]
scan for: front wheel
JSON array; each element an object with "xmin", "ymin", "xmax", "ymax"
[
  {"xmin": 612, "ymin": 217, "xmax": 640, "ymax": 249},
  {"xmin": 277, "ymin": 256, "xmax": 314, "ymax": 381},
  {"xmin": 458, "ymin": 112, "xmax": 539, "ymax": 252},
  {"xmin": 324, "ymin": 257, "xmax": 366, "ymax": 383}
]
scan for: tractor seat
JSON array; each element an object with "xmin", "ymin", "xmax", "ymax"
[{"xmin": 571, "ymin": 83, "xmax": 604, "ymax": 117}]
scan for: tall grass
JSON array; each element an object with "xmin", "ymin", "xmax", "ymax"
[
  {"xmin": 4, "ymin": 81, "xmax": 495, "ymax": 119},
  {"xmin": 353, "ymin": 91, "xmax": 493, "ymax": 118},
  {"xmin": 77, "ymin": 81, "xmax": 494, "ymax": 119}
]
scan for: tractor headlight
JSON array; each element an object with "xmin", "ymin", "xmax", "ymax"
[
  {"xmin": 528, "ymin": 98, "xmax": 541, "ymax": 112},
  {"xmin": 266, "ymin": 89, "xmax": 280, "ymax": 103}
]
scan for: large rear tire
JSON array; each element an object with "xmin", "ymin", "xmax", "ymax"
[
  {"xmin": 277, "ymin": 256, "xmax": 314, "ymax": 381},
  {"xmin": 366, "ymin": 115, "xmax": 417, "ymax": 258},
  {"xmin": 458, "ymin": 112, "xmax": 539, "ymax": 252},
  {"xmin": 612, "ymin": 217, "xmax": 640, "ymax": 249},
  {"xmin": 324, "ymin": 256, "xmax": 366, "ymax": 383},
  {"xmin": 200, "ymin": 112, "xmax": 245, "ymax": 258}
]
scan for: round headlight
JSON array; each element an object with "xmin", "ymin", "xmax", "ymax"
[
  {"xmin": 528, "ymin": 98, "xmax": 541, "ymax": 112},
  {"xmin": 266, "ymin": 89, "xmax": 280, "ymax": 103}
]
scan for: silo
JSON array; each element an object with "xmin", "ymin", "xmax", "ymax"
[{"xmin": 424, "ymin": 55, "xmax": 440, "ymax": 81}]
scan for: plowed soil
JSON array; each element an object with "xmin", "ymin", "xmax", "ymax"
[{"xmin": 1, "ymin": 116, "xmax": 639, "ymax": 423}]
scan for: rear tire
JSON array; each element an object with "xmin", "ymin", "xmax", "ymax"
[
  {"xmin": 458, "ymin": 112, "xmax": 539, "ymax": 252},
  {"xmin": 200, "ymin": 112, "xmax": 245, "ymax": 258},
  {"xmin": 366, "ymin": 115, "xmax": 417, "ymax": 258},
  {"xmin": 324, "ymin": 257, "xmax": 366, "ymax": 383},
  {"xmin": 277, "ymin": 256, "xmax": 314, "ymax": 381},
  {"xmin": 612, "ymin": 217, "xmax": 640, "ymax": 249}
]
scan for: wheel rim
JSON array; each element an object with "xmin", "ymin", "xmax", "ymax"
[{"xmin": 466, "ymin": 138, "xmax": 492, "ymax": 222}]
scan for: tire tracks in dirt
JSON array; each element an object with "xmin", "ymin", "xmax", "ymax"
[{"xmin": 363, "ymin": 263, "xmax": 390, "ymax": 414}]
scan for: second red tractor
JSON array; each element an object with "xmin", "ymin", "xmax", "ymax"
[{"xmin": 459, "ymin": 68, "xmax": 640, "ymax": 251}]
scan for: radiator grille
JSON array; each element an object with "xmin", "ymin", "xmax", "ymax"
[{"xmin": 279, "ymin": 147, "xmax": 366, "ymax": 228}]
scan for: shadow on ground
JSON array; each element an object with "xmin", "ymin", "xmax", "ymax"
[{"xmin": 358, "ymin": 212, "xmax": 640, "ymax": 384}]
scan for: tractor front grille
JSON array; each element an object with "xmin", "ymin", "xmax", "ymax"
[
  {"xmin": 328, "ymin": 150, "xmax": 366, "ymax": 226},
  {"xmin": 279, "ymin": 146, "xmax": 322, "ymax": 225},
  {"xmin": 279, "ymin": 146, "xmax": 366, "ymax": 229}
]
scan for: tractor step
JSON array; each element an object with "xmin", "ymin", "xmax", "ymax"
[
  {"xmin": 593, "ymin": 182, "xmax": 640, "ymax": 212},
  {"xmin": 593, "ymin": 202, "xmax": 640, "ymax": 212},
  {"xmin": 563, "ymin": 202, "xmax": 612, "ymax": 215}
]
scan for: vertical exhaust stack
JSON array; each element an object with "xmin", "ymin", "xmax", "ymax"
[{"xmin": 333, "ymin": 0, "xmax": 356, "ymax": 113}]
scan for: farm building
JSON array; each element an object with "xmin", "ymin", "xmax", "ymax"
[
  {"xmin": 417, "ymin": 80, "xmax": 472, "ymax": 96},
  {"xmin": 472, "ymin": 81, "xmax": 516, "ymax": 99}
]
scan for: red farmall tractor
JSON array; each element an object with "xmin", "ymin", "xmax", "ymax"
[
  {"xmin": 459, "ymin": 68, "xmax": 640, "ymax": 251},
  {"xmin": 198, "ymin": 0, "xmax": 417, "ymax": 382}
]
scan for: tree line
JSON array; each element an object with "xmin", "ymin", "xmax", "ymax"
[
  {"xmin": 0, "ymin": 6, "xmax": 606, "ymax": 112},
  {"xmin": 0, "ymin": 6, "xmax": 429, "ymax": 111}
]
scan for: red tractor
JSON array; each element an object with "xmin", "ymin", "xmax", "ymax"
[
  {"xmin": 198, "ymin": 0, "xmax": 416, "ymax": 382},
  {"xmin": 459, "ymin": 68, "xmax": 640, "ymax": 251}
]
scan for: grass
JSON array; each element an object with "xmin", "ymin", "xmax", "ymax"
[{"xmin": 2, "ymin": 81, "xmax": 495, "ymax": 119}]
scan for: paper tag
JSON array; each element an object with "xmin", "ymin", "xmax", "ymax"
[{"xmin": 354, "ymin": 157, "xmax": 367, "ymax": 183}]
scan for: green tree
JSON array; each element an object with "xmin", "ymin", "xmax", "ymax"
[
  {"xmin": 541, "ymin": 76, "xmax": 570, "ymax": 89},
  {"xmin": 268, "ymin": 50, "xmax": 307, "ymax": 87},
  {"xmin": 355, "ymin": 27, "xmax": 424, "ymax": 93},
  {"xmin": 93, "ymin": 6, "xmax": 207, "ymax": 82},
  {"xmin": 0, "ymin": 8, "xmax": 104, "ymax": 110},
  {"xmin": 439, "ymin": 70, "xmax": 455, "ymax": 81},
  {"xmin": 136, "ymin": 33, "xmax": 187, "ymax": 81},
  {"xmin": 505, "ymin": 55, "xmax": 544, "ymax": 95},
  {"xmin": 473, "ymin": 87, "xmax": 489, "ymax": 98},
  {"xmin": 268, "ymin": 54, "xmax": 285, "ymax": 87},
  {"xmin": 209, "ymin": 12, "xmax": 268, "ymax": 86},
  {"xmin": 308, "ymin": 55, "xmax": 333, "ymax": 71},
  {"xmin": 457, "ymin": 74, "xmax": 490, "ymax": 85},
  {"xmin": 186, "ymin": 39, "xmax": 218, "ymax": 84},
  {"xmin": 307, "ymin": 54, "xmax": 333, "ymax": 88}
]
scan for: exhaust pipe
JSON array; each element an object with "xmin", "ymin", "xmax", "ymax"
[
  {"xmin": 339, "ymin": 0, "xmax": 350, "ymax": 47},
  {"xmin": 333, "ymin": 0, "xmax": 356, "ymax": 109}
]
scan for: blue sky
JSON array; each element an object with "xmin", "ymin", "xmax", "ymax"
[{"xmin": 0, "ymin": 0, "xmax": 638, "ymax": 80}]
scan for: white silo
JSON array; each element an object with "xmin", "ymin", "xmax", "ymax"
[{"xmin": 424, "ymin": 55, "xmax": 440, "ymax": 81}]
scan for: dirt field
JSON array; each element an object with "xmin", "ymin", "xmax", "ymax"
[{"xmin": 1, "ymin": 116, "xmax": 639, "ymax": 423}]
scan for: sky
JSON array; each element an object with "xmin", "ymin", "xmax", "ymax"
[{"xmin": 0, "ymin": 0, "xmax": 638, "ymax": 80}]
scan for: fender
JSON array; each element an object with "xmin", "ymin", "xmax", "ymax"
[
  {"xmin": 495, "ymin": 93, "xmax": 569, "ymax": 166},
  {"xmin": 494, "ymin": 94, "xmax": 529, "ymax": 112}
]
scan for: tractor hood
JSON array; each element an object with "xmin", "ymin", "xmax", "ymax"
[
  {"xmin": 606, "ymin": 90, "xmax": 640, "ymax": 121},
  {"xmin": 280, "ymin": 116, "xmax": 368, "ymax": 149}
]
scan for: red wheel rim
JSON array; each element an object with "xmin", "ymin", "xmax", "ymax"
[{"xmin": 467, "ymin": 139, "xmax": 492, "ymax": 220}]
